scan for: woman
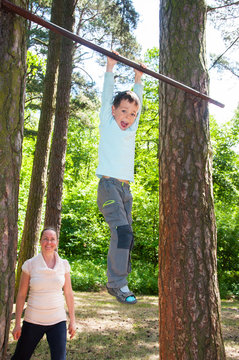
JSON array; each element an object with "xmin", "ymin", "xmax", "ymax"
[{"xmin": 11, "ymin": 227, "xmax": 76, "ymax": 360}]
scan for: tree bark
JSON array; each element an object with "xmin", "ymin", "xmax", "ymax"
[
  {"xmin": 44, "ymin": 0, "xmax": 75, "ymax": 237},
  {"xmin": 15, "ymin": 0, "xmax": 63, "ymax": 296},
  {"xmin": 0, "ymin": 1, "xmax": 26, "ymax": 358},
  {"xmin": 158, "ymin": 1, "xmax": 226, "ymax": 359}
]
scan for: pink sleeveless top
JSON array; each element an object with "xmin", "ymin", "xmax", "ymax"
[{"xmin": 22, "ymin": 252, "xmax": 70, "ymax": 325}]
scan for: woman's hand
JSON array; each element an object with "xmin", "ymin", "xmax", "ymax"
[
  {"xmin": 12, "ymin": 324, "xmax": 22, "ymax": 340},
  {"xmin": 68, "ymin": 321, "xmax": 77, "ymax": 339}
]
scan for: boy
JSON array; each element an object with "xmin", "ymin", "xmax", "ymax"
[{"xmin": 96, "ymin": 52, "xmax": 144, "ymax": 304}]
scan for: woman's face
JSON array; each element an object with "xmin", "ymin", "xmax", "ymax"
[{"xmin": 40, "ymin": 229, "xmax": 58, "ymax": 254}]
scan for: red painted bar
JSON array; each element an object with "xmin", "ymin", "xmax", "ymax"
[{"xmin": 1, "ymin": 0, "xmax": 224, "ymax": 108}]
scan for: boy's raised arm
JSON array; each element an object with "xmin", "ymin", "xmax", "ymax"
[
  {"xmin": 106, "ymin": 50, "xmax": 119, "ymax": 72},
  {"xmin": 134, "ymin": 63, "xmax": 146, "ymax": 84}
]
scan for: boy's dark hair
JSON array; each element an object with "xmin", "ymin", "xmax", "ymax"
[{"xmin": 113, "ymin": 90, "xmax": 140, "ymax": 109}]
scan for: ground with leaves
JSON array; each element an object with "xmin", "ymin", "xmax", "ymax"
[{"xmin": 7, "ymin": 292, "xmax": 239, "ymax": 359}]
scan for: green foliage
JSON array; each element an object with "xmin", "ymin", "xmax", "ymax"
[
  {"xmin": 132, "ymin": 47, "xmax": 159, "ymax": 267},
  {"xmin": 73, "ymin": 0, "xmax": 141, "ymax": 84},
  {"xmin": 18, "ymin": 136, "xmax": 36, "ymax": 237},
  {"xmin": 59, "ymin": 107, "xmax": 107, "ymax": 260},
  {"xmin": 63, "ymin": 258, "xmax": 158, "ymax": 295},
  {"xmin": 79, "ymin": 0, "xmax": 140, "ymax": 57},
  {"xmin": 27, "ymin": 51, "xmax": 46, "ymax": 78},
  {"xmin": 215, "ymin": 204, "xmax": 239, "ymax": 299},
  {"xmin": 132, "ymin": 181, "xmax": 159, "ymax": 266},
  {"xmin": 60, "ymin": 181, "xmax": 109, "ymax": 260},
  {"xmin": 65, "ymin": 105, "xmax": 99, "ymax": 186},
  {"xmin": 135, "ymin": 47, "xmax": 159, "ymax": 192},
  {"xmin": 216, "ymin": 205, "xmax": 239, "ymax": 273},
  {"xmin": 218, "ymin": 271, "xmax": 239, "ymax": 300},
  {"xmin": 128, "ymin": 261, "xmax": 158, "ymax": 295},
  {"xmin": 24, "ymin": 51, "xmax": 46, "ymax": 130},
  {"xmin": 211, "ymin": 115, "xmax": 239, "ymax": 205},
  {"xmin": 27, "ymin": 1, "xmax": 51, "ymax": 55},
  {"xmin": 210, "ymin": 110, "xmax": 239, "ymax": 298},
  {"xmin": 68, "ymin": 259, "xmax": 107, "ymax": 292}
]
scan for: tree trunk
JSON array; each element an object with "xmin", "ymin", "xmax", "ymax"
[
  {"xmin": 44, "ymin": 0, "xmax": 75, "ymax": 237},
  {"xmin": 158, "ymin": 1, "xmax": 226, "ymax": 359},
  {"xmin": 0, "ymin": 1, "xmax": 26, "ymax": 358},
  {"xmin": 15, "ymin": 0, "xmax": 63, "ymax": 296}
]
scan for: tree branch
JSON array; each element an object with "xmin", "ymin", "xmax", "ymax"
[
  {"xmin": 209, "ymin": 35, "xmax": 239, "ymax": 70},
  {"xmin": 207, "ymin": 1, "xmax": 239, "ymax": 12}
]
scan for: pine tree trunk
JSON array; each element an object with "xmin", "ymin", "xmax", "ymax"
[
  {"xmin": 44, "ymin": 0, "xmax": 75, "ymax": 236},
  {"xmin": 158, "ymin": 1, "xmax": 226, "ymax": 359},
  {"xmin": 0, "ymin": 1, "xmax": 26, "ymax": 358},
  {"xmin": 15, "ymin": 0, "xmax": 63, "ymax": 296}
]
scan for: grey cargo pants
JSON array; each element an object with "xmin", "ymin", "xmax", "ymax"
[{"xmin": 97, "ymin": 177, "xmax": 134, "ymax": 289}]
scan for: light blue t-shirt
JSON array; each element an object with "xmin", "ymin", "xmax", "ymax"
[{"xmin": 96, "ymin": 72, "xmax": 143, "ymax": 182}]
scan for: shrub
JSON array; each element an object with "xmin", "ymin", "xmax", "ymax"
[
  {"xmin": 67, "ymin": 258, "xmax": 159, "ymax": 295},
  {"xmin": 218, "ymin": 270, "xmax": 239, "ymax": 299}
]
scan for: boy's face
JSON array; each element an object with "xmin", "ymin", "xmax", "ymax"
[{"xmin": 112, "ymin": 99, "xmax": 139, "ymax": 131}]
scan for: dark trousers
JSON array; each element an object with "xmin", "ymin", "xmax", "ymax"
[
  {"xmin": 11, "ymin": 320, "xmax": 67, "ymax": 360},
  {"xmin": 97, "ymin": 177, "xmax": 134, "ymax": 289}
]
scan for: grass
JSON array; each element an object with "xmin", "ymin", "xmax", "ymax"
[
  {"xmin": 221, "ymin": 300, "xmax": 239, "ymax": 360},
  {"xmin": 6, "ymin": 293, "xmax": 239, "ymax": 359}
]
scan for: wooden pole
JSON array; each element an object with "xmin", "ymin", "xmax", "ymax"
[{"xmin": 1, "ymin": 0, "xmax": 224, "ymax": 108}]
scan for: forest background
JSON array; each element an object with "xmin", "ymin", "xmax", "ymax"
[{"xmin": 18, "ymin": 0, "xmax": 239, "ymax": 299}]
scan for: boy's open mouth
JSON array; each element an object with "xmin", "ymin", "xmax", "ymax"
[{"xmin": 121, "ymin": 121, "xmax": 128, "ymax": 129}]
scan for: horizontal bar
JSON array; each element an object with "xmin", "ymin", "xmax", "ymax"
[{"xmin": 2, "ymin": 0, "xmax": 225, "ymax": 108}]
